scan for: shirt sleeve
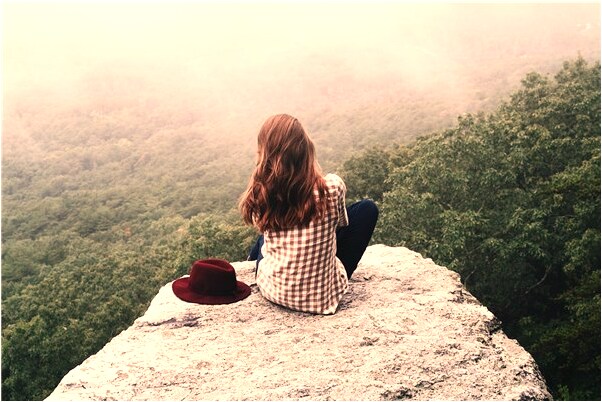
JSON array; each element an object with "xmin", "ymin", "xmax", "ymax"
[{"xmin": 335, "ymin": 176, "xmax": 349, "ymax": 228}]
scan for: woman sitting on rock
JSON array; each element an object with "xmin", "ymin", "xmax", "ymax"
[{"xmin": 239, "ymin": 114, "xmax": 378, "ymax": 314}]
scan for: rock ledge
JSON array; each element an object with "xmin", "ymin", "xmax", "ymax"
[{"xmin": 46, "ymin": 245, "xmax": 551, "ymax": 401}]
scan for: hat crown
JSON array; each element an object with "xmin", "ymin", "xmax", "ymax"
[{"xmin": 188, "ymin": 259, "xmax": 237, "ymax": 296}]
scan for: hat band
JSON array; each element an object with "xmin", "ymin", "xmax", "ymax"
[{"xmin": 189, "ymin": 281, "xmax": 236, "ymax": 296}]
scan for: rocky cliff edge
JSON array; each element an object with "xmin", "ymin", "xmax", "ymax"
[{"xmin": 46, "ymin": 244, "xmax": 552, "ymax": 401}]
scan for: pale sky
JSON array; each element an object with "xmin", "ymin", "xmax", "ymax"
[
  {"xmin": 4, "ymin": 2, "xmax": 600, "ymax": 88},
  {"xmin": 2, "ymin": 1, "xmax": 600, "ymax": 134}
]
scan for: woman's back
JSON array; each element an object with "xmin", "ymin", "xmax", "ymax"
[{"xmin": 256, "ymin": 173, "xmax": 349, "ymax": 314}]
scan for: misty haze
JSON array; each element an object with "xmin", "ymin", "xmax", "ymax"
[{"xmin": 4, "ymin": 3, "xmax": 600, "ymax": 172}]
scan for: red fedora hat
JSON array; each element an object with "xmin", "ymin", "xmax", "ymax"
[{"xmin": 172, "ymin": 259, "xmax": 251, "ymax": 304}]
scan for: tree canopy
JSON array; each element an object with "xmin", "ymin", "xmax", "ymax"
[{"xmin": 344, "ymin": 58, "xmax": 600, "ymax": 400}]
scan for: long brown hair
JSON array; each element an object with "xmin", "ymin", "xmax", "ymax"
[{"xmin": 239, "ymin": 114, "xmax": 329, "ymax": 232}]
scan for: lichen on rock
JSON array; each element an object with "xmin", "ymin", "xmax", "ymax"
[{"xmin": 46, "ymin": 245, "xmax": 552, "ymax": 401}]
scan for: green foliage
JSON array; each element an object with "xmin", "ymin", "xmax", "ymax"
[
  {"xmin": 2, "ymin": 74, "xmax": 263, "ymax": 401},
  {"xmin": 180, "ymin": 212, "xmax": 257, "ymax": 272},
  {"xmin": 360, "ymin": 58, "xmax": 600, "ymax": 399},
  {"xmin": 1, "ymin": 211, "xmax": 255, "ymax": 400},
  {"xmin": 339, "ymin": 145, "xmax": 411, "ymax": 203}
]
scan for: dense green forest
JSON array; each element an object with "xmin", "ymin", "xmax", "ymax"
[
  {"xmin": 343, "ymin": 58, "xmax": 601, "ymax": 400},
  {"xmin": 2, "ymin": 59, "xmax": 600, "ymax": 400}
]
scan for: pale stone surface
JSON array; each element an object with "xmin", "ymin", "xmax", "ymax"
[{"xmin": 46, "ymin": 245, "xmax": 552, "ymax": 401}]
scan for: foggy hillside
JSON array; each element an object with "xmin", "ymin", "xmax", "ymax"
[{"xmin": 3, "ymin": 3, "xmax": 600, "ymax": 173}]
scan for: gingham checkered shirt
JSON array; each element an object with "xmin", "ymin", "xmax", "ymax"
[{"xmin": 256, "ymin": 173, "xmax": 349, "ymax": 314}]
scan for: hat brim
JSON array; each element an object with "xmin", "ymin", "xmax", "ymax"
[{"xmin": 172, "ymin": 276, "xmax": 252, "ymax": 305}]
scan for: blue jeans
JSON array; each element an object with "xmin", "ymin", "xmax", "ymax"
[{"xmin": 248, "ymin": 199, "xmax": 378, "ymax": 279}]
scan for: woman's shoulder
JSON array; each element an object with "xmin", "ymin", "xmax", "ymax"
[{"xmin": 324, "ymin": 173, "xmax": 346, "ymax": 192}]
